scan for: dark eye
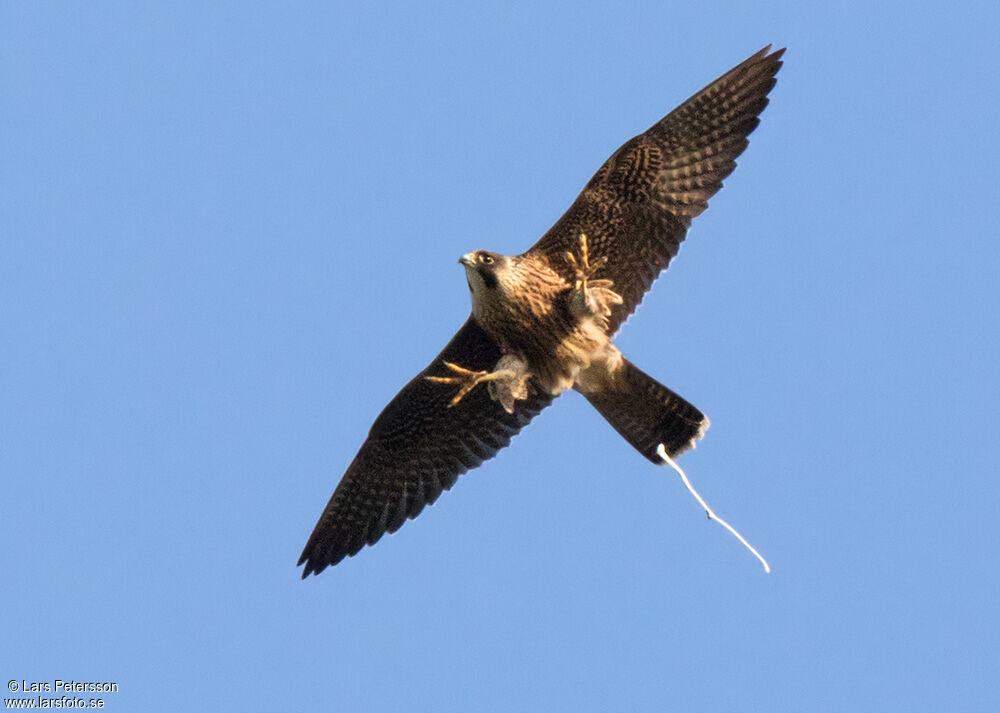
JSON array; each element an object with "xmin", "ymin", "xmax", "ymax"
[{"xmin": 480, "ymin": 254, "xmax": 494, "ymax": 265}]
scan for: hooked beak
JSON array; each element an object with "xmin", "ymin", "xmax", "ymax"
[{"xmin": 459, "ymin": 253, "xmax": 476, "ymax": 268}]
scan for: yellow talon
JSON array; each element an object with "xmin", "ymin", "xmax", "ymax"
[
  {"xmin": 425, "ymin": 361, "xmax": 521, "ymax": 408},
  {"xmin": 564, "ymin": 232, "xmax": 621, "ymax": 325},
  {"xmin": 567, "ymin": 233, "xmax": 606, "ymax": 290},
  {"xmin": 425, "ymin": 361, "xmax": 490, "ymax": 406}
]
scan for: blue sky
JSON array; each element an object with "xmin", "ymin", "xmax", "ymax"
[{"xmin": 3, "ymin": 2, "xmax": 999, "ymax": 711}]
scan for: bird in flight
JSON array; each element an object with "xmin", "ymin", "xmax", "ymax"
[{"xmin": 299, "ymin": 46, "xmax": 784, "ymax": 577}]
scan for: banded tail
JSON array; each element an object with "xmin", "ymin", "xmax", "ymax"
[{"xmin": 579, "ymin": 359, "xmax": 709, "ymax": 463}]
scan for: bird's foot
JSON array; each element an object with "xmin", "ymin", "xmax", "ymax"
[
  {"xmin": 564, "ymin": 233, "xmax": 622, "ymax": 323},
  {"xmin": 425, "ymin": 355, "xmax": 531, "ymax": 413},
  {"xmin": 425, "ymin": 362, "xmax": 499, "ymax": 407},
  {"xmin": 486, "ymin": 354, "xmax": 532, "ymax": 413}
]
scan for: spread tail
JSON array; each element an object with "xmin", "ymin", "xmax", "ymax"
[{"xmin": 579, "ymin": 359, "xmax": 709, "ymax": 463}]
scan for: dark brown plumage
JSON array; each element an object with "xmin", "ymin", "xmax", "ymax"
[{"xmin": 299, "ymin": 46, "xmax": 783, "ymax": 576}]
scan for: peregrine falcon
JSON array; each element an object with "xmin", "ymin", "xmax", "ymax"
[{"xmin": 299, "ymin": 46, "xmax": 784, "ymax": 576}]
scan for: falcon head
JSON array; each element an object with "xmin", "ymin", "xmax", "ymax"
[{"xmin": 460, "ymin": 250, "xmax": 510, "ymax": 294}]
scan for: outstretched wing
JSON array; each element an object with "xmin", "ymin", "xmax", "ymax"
[
  {"xmin": 527, "ymin": 46, "xmax": 784, "ymax": 335},
  {"xmin": 299, "ymin": 318, "xmax": 553, "ymax": 576}
]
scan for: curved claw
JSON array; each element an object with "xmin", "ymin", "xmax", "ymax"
[
  {"xmin": 425, "ymin": 361, "xmax": 521, "ymax": 408},
  {"xmin": 565, "ymin": 233, "xmax": 622, "ymax": 322},
  {"xmin": 425, "ymin": 361, "xmax": 489, "ymax": 406},
  {"xmin": 566, "ymin": 233, "xmax": 609, "ymax": 286}
]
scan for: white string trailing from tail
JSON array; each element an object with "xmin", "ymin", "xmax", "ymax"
[{"xmin": 656, "ymin": 444, "xmax": 771, "ymax": 574}]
